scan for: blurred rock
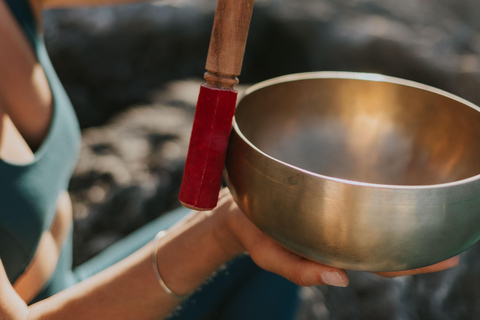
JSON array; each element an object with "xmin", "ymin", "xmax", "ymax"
[
  {"xmin": 44, "ymin": 0, "xmax": 480, "ymax": 128},
  {"xmin": 297, "ymin": 244, "xmax": 480, "ymax": 320},
  {"xmin": 69, "ymin": 80, "xmax": 196, "ymax": 265},
  {"xmin": 44, "ymin": 1, "xmax": 214, "ymax": 128}
]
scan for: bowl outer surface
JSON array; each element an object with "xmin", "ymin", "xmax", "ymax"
[{"xmin": 226, "ymin": 72, "xmax": 480, "ymax": 272}]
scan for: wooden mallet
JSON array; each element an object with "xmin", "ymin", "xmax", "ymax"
[{"xmin": 179, "ymin": 0, "xmax": 255, "ymax": 210}]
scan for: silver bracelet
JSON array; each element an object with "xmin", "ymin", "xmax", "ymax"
[{"xmin": 152, "ymin": 231, "xmax": 188, "ymax": 299}]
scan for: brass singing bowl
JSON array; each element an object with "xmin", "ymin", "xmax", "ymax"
[{"xmin": 225, "ymin": 72, "xmax": 480, "ymax": 272}]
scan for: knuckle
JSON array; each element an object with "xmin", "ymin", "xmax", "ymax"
[
  {"xmin": 250, "ymin": 252, "xmax": 269, "ymax": 271},
  {"xmin": 247, "ymin": 248, "xmax": 263, "ymax": 265}
]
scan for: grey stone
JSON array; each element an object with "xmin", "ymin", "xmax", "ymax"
[{"xmin": 69, "ymin": 97, "xmax": 194, "ymax": 265}]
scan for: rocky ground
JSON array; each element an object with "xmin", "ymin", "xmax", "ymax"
[{"xmin": 43, "ymin": 0, "xmax": 480, "ymax": 319}]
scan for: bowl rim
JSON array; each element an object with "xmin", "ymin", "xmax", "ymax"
[{"xmin": 233, "ymin": 71, "xmax": 480, "ymax": 190}]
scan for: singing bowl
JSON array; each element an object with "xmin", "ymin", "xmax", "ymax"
[{"xmin": 225, "ymin": 72, "xmax": 480, "ymax": 272}]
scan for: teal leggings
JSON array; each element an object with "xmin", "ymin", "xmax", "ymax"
[{"xmin": 34, "ymin": 207, "xmax": 300, "ymax": 319}]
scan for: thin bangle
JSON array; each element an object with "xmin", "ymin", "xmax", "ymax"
[{"xmin": 152, "ymin": 231, "xmax": 189, "ymax": 299}]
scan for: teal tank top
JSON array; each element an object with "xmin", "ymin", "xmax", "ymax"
[{"xmin": 0, "ymin": 0, "xmax": 81, "ymax": 283}]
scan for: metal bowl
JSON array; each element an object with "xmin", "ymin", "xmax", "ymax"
[{"xmin": 225, "ymin": 72, "xmax": 480, "ymax": 272}]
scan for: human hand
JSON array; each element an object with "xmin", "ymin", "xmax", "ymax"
[
  {"xmin": 213, "ymin": 188, "xmax": 348, "ymax": 287},
  {"xmin": 213, "ymin": 188, "xmax": 459, "ymax": 288}
]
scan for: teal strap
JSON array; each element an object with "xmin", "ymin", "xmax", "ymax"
[{"xmin": 4, "ymin": 0, "xmax": 37, "ymax": 48}]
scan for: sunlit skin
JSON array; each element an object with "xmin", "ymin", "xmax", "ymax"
[{"xmin": 0, "ymin": 0, "xmax": 458, "ymax": 319}]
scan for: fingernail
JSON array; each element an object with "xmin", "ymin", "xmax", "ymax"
[{"xmin": 321, "ymin": 271, "xmax": 347, "ymax": 287}]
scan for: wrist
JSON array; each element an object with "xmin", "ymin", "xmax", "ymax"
[
  {"xmin": 208, "ymin": 191, "xmax": 247, "ymax": 260},
  {"xmin": 154, "ymin": 206, "xmax": 241, "ymax": 296}
]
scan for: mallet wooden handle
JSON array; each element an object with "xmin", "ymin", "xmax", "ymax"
[
  {"xmin": 205, "ymin": 0, "xmax": 255, "ymax": 88},
  {"xmin": 179, "ymin": 0, "xmax": 255, "ymax": 210}
]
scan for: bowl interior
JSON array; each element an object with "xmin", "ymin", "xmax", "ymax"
[{"xmin": 235, "ymin": 75, "xmax": 480, "ymax": 186}]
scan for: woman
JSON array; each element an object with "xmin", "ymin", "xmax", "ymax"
[{"xmin": 0, "ymin": 0, "xmax": 459, "ymax": 319}]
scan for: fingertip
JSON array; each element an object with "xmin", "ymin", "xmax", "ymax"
[
  {"xmin": 339, "ymin": 269, "xmax": 350, "ymax": 286},
  {"xmin": 377, "ymin": 255, "xmax": 461, "ymax": 278},
  {"xmin": 321, "ymin": 270, "xmax": 348, "ymax": 287},
  {"xmin": 444, "ymin": 255, "xmax": 460, "ymax": 268}
]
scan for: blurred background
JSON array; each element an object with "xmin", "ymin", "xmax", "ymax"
[{"xmin": 43, "ymin": 0, "xmax": 480, "ymax": 318}]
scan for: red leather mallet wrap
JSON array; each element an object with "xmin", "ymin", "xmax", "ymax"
[
  {"xmin": 179, "ymin": 84, "xmax": 237, "ymax": 210},
  {"xmin": 179, "ymin": 0, "xmax": 255, "ymax": 210}
]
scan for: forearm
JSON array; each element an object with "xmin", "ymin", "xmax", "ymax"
[
  {"xmin": 27, "ymin": 210, "xmax": 236, "ymax": 320},
  {"xmin": 2, "ymin": 189, "xmax": 356, "ymax": 319}
]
